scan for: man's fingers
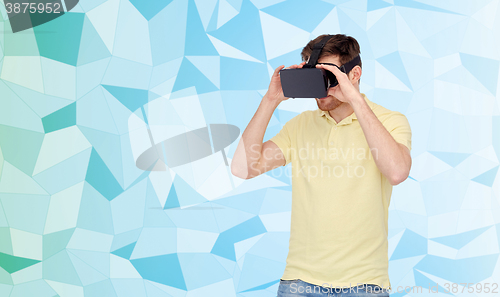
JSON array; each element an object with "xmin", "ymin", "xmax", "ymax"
[
  {"xmin": 282, "ymin": 62, "xmax": 307, "ymax": 70},
  {"xmin": 274, "ymin": 65, "xmax": 285, "ymax": 77},
  {"xmin": 316, "ymin": 64, "xmax": 348, "ymax": 82},
  {"xmin": 277, "ymin": 62, "xmax": 308, "ymax": 71}
]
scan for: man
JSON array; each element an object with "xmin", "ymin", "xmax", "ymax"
[{"xmin": 231, "ymin": 34, "xmax": 412, "ymax": 297}]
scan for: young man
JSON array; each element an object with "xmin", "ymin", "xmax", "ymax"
[{"xmin": 231, "ymin": 34, "xmax": 412, "ymax": 296}]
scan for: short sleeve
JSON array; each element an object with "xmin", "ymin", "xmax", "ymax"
[
  {"xmin": 383, "ymin": 111, "xmax": 412, "ymax": 151},
  {"xmin": 269, "ymin": 120, "xmax": 293, "ymax": 166}
]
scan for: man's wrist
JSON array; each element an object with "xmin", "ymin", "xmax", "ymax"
[
  {"xmin": 262, "ymin": 93, "xmax": 281, "ymax": 109},
  {"xmin": 348, "ymin": 92, "xmax": 366, "ymax": 108}
]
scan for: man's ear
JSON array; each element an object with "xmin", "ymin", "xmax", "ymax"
[{"xmin": 349, "ymin": 65, "xmax": 362, "ymax": 83}]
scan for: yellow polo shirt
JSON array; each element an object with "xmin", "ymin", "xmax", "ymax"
[{"xmin": 270, "ymin": 93, "xmax": 411, "ymax": 291}]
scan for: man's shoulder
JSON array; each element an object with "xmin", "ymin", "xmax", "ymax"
[
  {"xmin": 302, "ymin": 109, "xmax": 318, "ymax": 119},
  {"xmin": 368, "ymin": 101, "xmax": 410, "ymax": 134},
  {"xmin": 283, "ymin": 109, "xmax": 316, "ymax": 126},
  {"xmin": 369, "ymin": 100, "xmax": 406, "ymax": 122}
]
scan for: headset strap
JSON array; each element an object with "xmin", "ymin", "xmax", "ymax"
[
  {"xmin": 318, "ymin": 54, "xmax": 361, "ymax": 74},
  {"xmin": 303, "ymin": 35, "xmax": 335, "ymax": 68},
  {"xmin": 339, "ymin": 55, "xmax": 361, "ymax": 73}
]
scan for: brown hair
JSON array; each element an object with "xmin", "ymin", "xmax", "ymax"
[{"xmin": 301, "ymin": 34, "xmax": 362, "ymax": 68}]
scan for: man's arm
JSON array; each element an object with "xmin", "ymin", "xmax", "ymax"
[
  {"xmin": 231, "ymin": 62, "xmax": 305, "ymax": 179},
  {"xmin": 231, "ymin": 97, "xmax": 285, "ymax": 179},
  {"xmin": 350, "ymin": 95, "xmax": 411, "ymax": 185},
  {"xmin": 316, "ymin": 63, "xmax": 411, "ymax": 185}
]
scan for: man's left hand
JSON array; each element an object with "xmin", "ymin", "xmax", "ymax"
[{"xmin": 315, "ymin": 63, "xmax": 361, "ymax": 105}]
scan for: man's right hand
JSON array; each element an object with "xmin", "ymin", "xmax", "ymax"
[{"xmin": 264, "ymin": 62, "xmax": 307, "ymax": 104}]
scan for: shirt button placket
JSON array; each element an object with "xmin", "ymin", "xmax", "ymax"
[{"xmin": 329, "ymin": 125, "xmax": 336, "ymax": 146}]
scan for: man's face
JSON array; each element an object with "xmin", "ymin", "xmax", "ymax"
[{"xmin": 314, "ymin": 55, "xmax": 344, "ymax": 112}]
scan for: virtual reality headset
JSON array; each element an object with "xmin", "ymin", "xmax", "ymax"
[{"xmin": 279, "ymin": 35, "xmax": 361, "ymax": 99}]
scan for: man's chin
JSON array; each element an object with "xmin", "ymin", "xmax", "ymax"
[{"xmin": 316, "ymin": 96, "xmax": 342, "ymax": 111}]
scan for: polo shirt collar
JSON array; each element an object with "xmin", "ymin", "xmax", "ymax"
[{"xmin": 317, "ymin": 93, "xmax": 372, "ymax": 124}]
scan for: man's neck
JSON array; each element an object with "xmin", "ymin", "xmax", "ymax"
[{"xmin": 328, "ymin": 103, "xmax": 355, "ymax": 124}]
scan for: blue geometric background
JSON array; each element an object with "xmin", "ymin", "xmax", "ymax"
[{"xmin": 0, "ymin": 0, "xmax": 499, "ymax": 296}]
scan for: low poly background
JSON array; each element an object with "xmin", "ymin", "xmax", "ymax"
[{"xmin": 0, "ymin": 0, "xmax": 499, "ymax": 296}]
